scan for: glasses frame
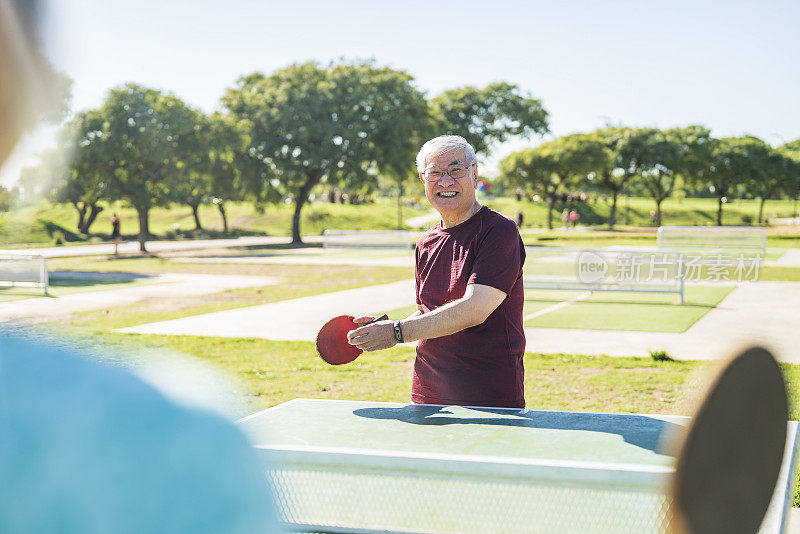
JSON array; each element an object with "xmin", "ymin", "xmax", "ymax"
[{"xmin": 422, "ymin": 162, "xmax": 476, "ymax": 182}]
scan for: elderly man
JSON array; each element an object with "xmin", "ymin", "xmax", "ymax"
[{"xmin": 349, "ymin": 135, "xmax": 526, "ymax": 408}]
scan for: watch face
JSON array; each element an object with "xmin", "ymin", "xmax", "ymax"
[{"xmin": 393, "ymin": 321, "xmax": 403, "ymax": 343}]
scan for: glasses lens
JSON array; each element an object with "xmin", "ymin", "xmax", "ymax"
[
  {"xmin": 449, "ymin": 167, "xmax": 466, "ymax": 179},
  {"xmin": 424, "ymin": 171, "xmax": 441, "ymax": 182}
]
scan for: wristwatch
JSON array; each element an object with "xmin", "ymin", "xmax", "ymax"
[{"xmin": 393, "ymin": 320, "xmax": 404, "ymax": 343}]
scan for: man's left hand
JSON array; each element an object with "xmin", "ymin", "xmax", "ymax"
[{"xmin": 347, "ymin": 320, "xmax": 397, "ymax": 352}]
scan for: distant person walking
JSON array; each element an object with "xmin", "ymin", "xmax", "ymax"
[
  {"xmin": 569, "ymin": 210, "xmax": 579, "ymax": 228},
  {"xmin": 110, "ymin": 213, "xmax": 121, "ymax": 255},
  {"xmin": 561, "ymin": 208, "xmax": 569, "ymax": 228}
]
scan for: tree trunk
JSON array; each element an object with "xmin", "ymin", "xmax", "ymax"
[
  {"xmin": 655, "ymin": 200, "xmax": 663, "ymax": 227},
  {"xmin": 546, "ymin": 197, "xmax": 555, "ymax": 230},
  {"xmin": 217, "ymin": 202, "xmax": 228, "ymax": 233},
  {"xmin": 758, "ymin": 197, "xmax": 766, "ymax": 225},
  {"xmin": 137, "ymin": 207, "xmax": 150, "ymax": 252},
  {"xmin": 717, "ymin": 196, "xmax": 724, "ymax": 226},
  {"xmin": 291, "ymin": 171, "xmax": 321, "ymax": 244},
  {"xmin": 608, "ymin": 190, "xmax": 619, "ymax": 229},
  {"xmin": 291, "ymin": 195, "xmax": 307, "ymax": 244},
  {"xmin": 396, "ymin": 180, "xmax": 404, "ymax": 230},
  {"xmin": 81, "ymin": 204, "xmax": 104, "ymax": 234},
  {"xmin": 73, "ymin": 202, "xmax": 87, "ymax": 233},
  {"xmin": 190, "ymin": 203, "xmax": 202, "ymax": 230}
]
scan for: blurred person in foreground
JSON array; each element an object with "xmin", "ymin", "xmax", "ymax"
[
  {"xmin": 0, "ymin": 1, "xmax": 279, "ymax": 532},
  {"xmin": 348, "ymin": 135, "xmax": 527, "ymax": 408}
]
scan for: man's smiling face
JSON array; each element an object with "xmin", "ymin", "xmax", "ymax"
[{"xmin": 420, "ymin": 148, "xmax": 479, "ymax": 227}]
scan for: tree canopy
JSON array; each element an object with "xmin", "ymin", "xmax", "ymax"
[
  {"xmin": 223, "ymin": 61, "xmax": 432, "ymax": 243},
  {"xmin": 81, "ymin": 84, "xmax": 203, "ymax": 250},
  {"xmin": 430, "ymin": 82, "xmax": 549, "ymax": 155}
]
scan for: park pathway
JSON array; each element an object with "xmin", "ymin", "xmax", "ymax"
[
  {"xmin": 0, "ymin": 236, "xmax": 310, "ymax": 258},
  {"xmin": 0, "ymin": 273, "xmax": 279, "ymax": 322},
  {"xmin": 522, "ymin": 282, "xmax": 800, "ymax": 363},
  {"xmin": 115, "ymin": 280, "xmax": 416, "ymax": 340},
  {"xmin": 771, "ymin": 248, "xmax": 800, "ymax": 267},
  {"xmin": 116, "ymin": 279, "xmax": 800, "ymax": 364}
]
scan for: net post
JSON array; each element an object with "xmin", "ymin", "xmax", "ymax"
[{"xmin": 41, "ymin": 255, "xmax": 49, "ymax": 294}]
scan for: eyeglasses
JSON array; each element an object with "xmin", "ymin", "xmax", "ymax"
[{"xmin": 422, "ymin": 163, "xmax": 475, "ymax": 182}]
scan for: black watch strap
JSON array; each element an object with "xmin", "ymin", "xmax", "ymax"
[{"xmin": 393, "ymin": 320, "xmax": 404, "ymax": 343}]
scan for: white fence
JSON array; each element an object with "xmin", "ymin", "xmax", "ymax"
[
  {"xmin": 0, "ymin": 253, "xmax": 49, "ymax": 294},
  {"xmin": 524, "ymin": 247, "xmax": 685, "ymax": 303},
  {"xmin": 657, "ymin": 226, "xmax": 767, "ymax": 256}
]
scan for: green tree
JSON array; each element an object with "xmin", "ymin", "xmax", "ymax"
[
  {"xmin": 205, "ymin": 113, "xmax": 251, "ymax": 233},
  {"xmin": 779, "ymin": 139, "xmax": 800, "ymax": 218},
  {"xmin": 368, "ymin": 74, "xmax": 433, "ymax": 230},
  {"xmin": 631, "ymin": 127, "xmax": 704, "ymax": 226},
  {"xmin": 223, "ymin": 61, "xmax": 431, "ymax": 243},
  {"xmin": 0, "ymin": 185, "xmax": 12, "ymax": 212},
  {"xmin": 592, "ymin": 127, "xmax": 649, "ymax": 229},
  {"xmin": 690, "ymin": 136, "xmax": 765, "ymax": 226},
  {"xmin": 499, "ymin": 148, "xmax": 562, "ymax": 229},
  {"xmin": 430, "ymin": 82, "xmax": 549, "ymax": 155},
  {"xmin": 55, "ymin": 111, "xmax": 111, "ymax": 233},
  {"xmin": 539, "ymin": 134, "xmax": 607, "ymax": 228},
  {"xmin": 167, "ymin": 108, "xmax": 214, "ymax": 231},
  {"xmin": 736, "ymin": 140, "xmax": 792, "ymax": 224},
  {"xmin": 92, "ymin": 84, "xmax": 201, "ymax": 251}
]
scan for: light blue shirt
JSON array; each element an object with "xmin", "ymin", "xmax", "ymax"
[{"xmin": 0, "ymin": 330, "xmax": 281, "ymax": 533}]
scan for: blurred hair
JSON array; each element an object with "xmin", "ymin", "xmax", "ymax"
[
  {"xmin": 416, "ymin": 135, "xmax": 477, "ymax": 173},
  {"xmin": 0, "ymin": 0, "xmax": 50, "ymax": 165}
]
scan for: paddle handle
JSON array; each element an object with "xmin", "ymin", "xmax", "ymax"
[{"xmin": 365, "ymin": 314, "xmax": 389, "ymax": 325}]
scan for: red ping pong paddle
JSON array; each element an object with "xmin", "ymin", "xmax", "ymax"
[{"xmin": 316, "ymin": 314, "xmax": 388, "ymax": 365}]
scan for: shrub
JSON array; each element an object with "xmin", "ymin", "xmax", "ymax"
[{"xmin": 650, "ymin": 350, "xmax": 674, "ymax": 362}]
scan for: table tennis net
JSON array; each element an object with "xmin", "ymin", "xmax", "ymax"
[{"xmin": 262, "ymin": 456, "xmax": 672, "ymax": 533}]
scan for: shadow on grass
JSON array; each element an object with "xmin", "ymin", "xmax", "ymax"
[
  {"xmin": 244, "ymin": 243, "xmax": 323, "ymax": 251},
  {"xmin": 50, "ymin": 271, "xmax": 154, "ymax": 287}
]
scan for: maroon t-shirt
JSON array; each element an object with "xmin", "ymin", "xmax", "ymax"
[{"xmin": 412, "ymin": 206, "xmax": 526, "ymax": 408}]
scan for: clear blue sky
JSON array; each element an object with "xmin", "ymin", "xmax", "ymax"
[{"xmin": 3, "ymin": 0, "xmax": 799, "ymax": 185}]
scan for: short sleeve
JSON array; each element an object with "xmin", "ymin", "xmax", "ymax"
[{"xmin": 468, "ymin": 218, "xmax": 523, "ymax": 295}]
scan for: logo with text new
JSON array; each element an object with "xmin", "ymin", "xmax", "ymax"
[{"xmin": 577, "ymin": 250, "xmax": 608, "ymax": 284}]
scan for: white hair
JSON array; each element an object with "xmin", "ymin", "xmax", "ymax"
[{"xmin": 416, "ymin": 135, "xmax": 477, "ymax": 173}]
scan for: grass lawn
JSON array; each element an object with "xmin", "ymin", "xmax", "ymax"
[
  {"xmin": 759, "ymin": 266, "xmax": 800, "ymax": 282},
  {"xmin": 0, "ymin": 198, "xmax": 431, "ymax": 246},
  {"xmin": 58, "ymin": 264, "xmax": 413, "ymax": 332},
  {"xmin": 523, "ymin": 285, "xmax": 734, "ymax": 332},
  {"xmin": 5, "ymin": 195, "xmax": 800, "ymax": 248}
]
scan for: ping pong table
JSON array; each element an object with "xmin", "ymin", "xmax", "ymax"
[{"xmin": 238, "ymin": 398, "xmax": 799, "ymax": 533}]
